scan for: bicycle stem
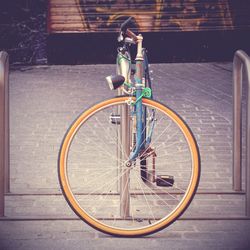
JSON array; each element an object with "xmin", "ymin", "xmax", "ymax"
[{"xmin": 135, "ymin": 34, "xmax": 143, "ymax": 61}]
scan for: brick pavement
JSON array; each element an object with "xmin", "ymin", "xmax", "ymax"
[
  {"xmin": 1, "ymin": 220, "xmax": 250, "ymax": 250},
  {"xmin": 8, "ymin": 63, "xmax": 235, "ymax": 194},
  {"xmin": 0, "ymin": 63, "xmax": 250, "ymax": 249}
]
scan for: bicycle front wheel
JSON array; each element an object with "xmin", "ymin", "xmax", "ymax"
[{"xmin": 58, "ymin": 96, "xmax": 200, "ymax": 237}]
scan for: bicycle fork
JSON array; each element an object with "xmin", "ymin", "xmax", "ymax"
[{"xmin": 128, "ymin": 34, "xmax": 144, "ymax": 162}]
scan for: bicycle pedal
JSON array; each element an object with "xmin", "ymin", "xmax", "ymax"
[
  {"xmin": 109, "ymin": 113, "xmax": 120, "ymax": 124},
  {"xmin": 156, "ymin": 175, "xmax": 174, "ymax": 187}
]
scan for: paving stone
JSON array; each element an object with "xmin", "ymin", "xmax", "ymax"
[
  {"xmin": 1, "ymin": 63, "xmax": 249, "ymax": 248},
  {"xmin": 0, "ymin": 220, "xmax": 250, "ymax": 250}
]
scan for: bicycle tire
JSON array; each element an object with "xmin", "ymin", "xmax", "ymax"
[{"xmin": 58, "ymin": 96, "xmax": 200, "ymax": 237}]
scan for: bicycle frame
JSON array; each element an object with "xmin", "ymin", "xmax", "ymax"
[
  {"xmin": 117, "ymin": 34, "xmax": 147, "ymax": 163},
  {"xmin": 129, "ymin": 35, "xmax": 144, "ymax": 162}
]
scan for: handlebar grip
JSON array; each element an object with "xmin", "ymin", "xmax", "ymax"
[{"xmin": 126, "ymin": 29, "xmax": 137, "ymax": 42}]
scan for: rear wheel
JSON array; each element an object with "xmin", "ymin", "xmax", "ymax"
[{"xmin": 58, "ymin": 96, "xmax": 200, "ymax": 237}]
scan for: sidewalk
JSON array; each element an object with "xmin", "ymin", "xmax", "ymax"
[{"xmin": 0, "ymin": 63, "xmax": 249, "ymax": 249}]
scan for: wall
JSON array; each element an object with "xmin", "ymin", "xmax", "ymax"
[
  {"xmin": 0, "ymin": 0, "xmax": 250, "ymax": 65},
  {"xmin": 49, "ymin": 0, "xmax": 234, "ymax": 33},
  {"xmin": 0, "ymin": 0, "xmax": 47, "ymax": 65}
]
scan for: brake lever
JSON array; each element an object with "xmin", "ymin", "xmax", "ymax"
[
  {"xmin": 117, "ymin": 32, "xmax": 124, "ymax": 42},
  {"xmin": 124, "ymin": 37, "xmax": 136, "ymax": 44}
]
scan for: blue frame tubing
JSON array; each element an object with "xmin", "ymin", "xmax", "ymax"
[
  {"xmin": 129, "ymin": 57, "xmax": 144, "ymax": 161},
  {"xmin": 119, "ymin": 21, "xmax": 154, "ymax": 165}
]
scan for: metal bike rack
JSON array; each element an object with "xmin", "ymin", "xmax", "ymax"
[
  {"xmin": 0, "ymin": 51, "xmax": 10, "ymax": 217},
  {"xmin": 233, "ymin": 50, "xmax": 250, "ymax": 217},
  {"xmin": 117, "ymin": 57, "xmax": 131, "ymax": 218}
]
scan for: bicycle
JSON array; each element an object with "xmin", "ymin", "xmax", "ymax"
[{"xmin": 58, "ymin": 17, "xmax": 200, "ymax": 237}]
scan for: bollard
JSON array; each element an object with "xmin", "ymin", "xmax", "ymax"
[
  {"xmin": 3, "ymin": 53, "xmax": 9, "ymax": 194},
  {"xmin": 233, "ymin": 50, "xmax": 250, "ymax": 217},
  {"xmin": 0, "ymin": 51, "xmax": 9, "ymax": 217}
]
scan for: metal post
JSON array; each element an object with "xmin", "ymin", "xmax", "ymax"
[
  {"xmin": 233, "ymin": 52, "xmax": 243, "ymax": 191},
  {"xmin": 4, "ymin": 53, "xmax": 9, "ymax": 194},
  {"xmin": 233, "ymin": 50, "xmax": 250, "ymax": 216},
  {"xmin": 120, "ymin": 104, "xmax": 130, "ymax": 218},
  {"xmin": 0, "ymin": 51, "xmax": 9, "ymax": 216},
  {"xmin": 118, "ymin": 55, "xmax": 131, "ymax": 218}
]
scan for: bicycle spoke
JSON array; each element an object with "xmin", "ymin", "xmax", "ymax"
[
  {"xmin": 132, "ymin": 166, "xmax": 187, "ymax": 197},
  {"xmin": 132, "ymin": 169, "xmax": 156, "ymax": 222},
  {"xmin": 93, "ymin": 107, "xmax": 127, "ymax": 159}
]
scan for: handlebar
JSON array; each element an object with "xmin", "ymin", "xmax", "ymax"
[
  {"xmin": 119, "ymin": 17, "xmax": 138, "ymax": 42},
  {"xmin": 126, "ymin": 29, "xmax": 137, "ymax": 42},
  {"xmin": 120, "ymin": 17, "xmax": 133, "ymax": 32}
]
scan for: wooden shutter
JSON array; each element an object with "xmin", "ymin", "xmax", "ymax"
[{"xmin": 48, "ymin": 0, "xmax": 249, "ymax": 33}]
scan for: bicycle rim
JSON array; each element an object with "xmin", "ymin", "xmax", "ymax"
[{"xmin": 58, "ymin": 97, "xmax": 200, "ymax": 237}]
